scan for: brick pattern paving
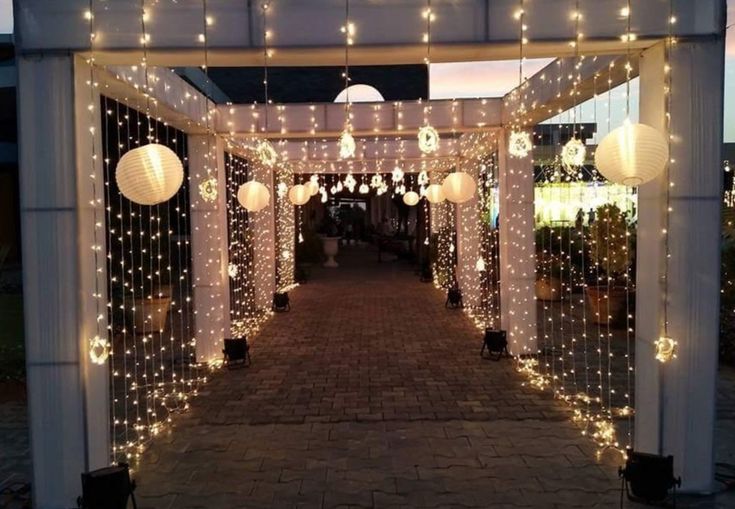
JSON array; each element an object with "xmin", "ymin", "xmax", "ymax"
[{"xmin": 132, "ymin": 246, "xmax": 735, "ymax": 508}]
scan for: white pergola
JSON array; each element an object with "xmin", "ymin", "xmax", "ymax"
[{"xmin": 14, "ymin": 0, "xmax": 727, "ymax": 506}]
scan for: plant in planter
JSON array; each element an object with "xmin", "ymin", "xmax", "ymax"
[{"xmin": 585, "ymin": 203, "xmax": 633, "ymax": 325}]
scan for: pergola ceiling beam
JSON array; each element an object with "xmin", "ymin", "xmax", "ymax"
[
  {"xmin": 502, "ymin": 54, "xmax": 639, "ymax": 126},
  {"xmin": 217, "ymin": 99, "xmax": 502, "ymax": 138},
  {"xmin": 15, "ymin": 0, "xmax": 723, "ymax": 66}
]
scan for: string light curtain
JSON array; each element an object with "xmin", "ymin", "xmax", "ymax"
[{"xmin": 102, "ymin": 96, "xmax": 202, "ymax": 463}]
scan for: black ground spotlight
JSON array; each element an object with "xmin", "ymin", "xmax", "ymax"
[
  {"xmin": 78, "ymin": 463, "xmax": 137, "ymax": 509},
  {"xmin": 445, "ymin": 286, "xmax": 464, "ymax": 309},
  {"xmin": 272, "ymin": 291, "xmax": 291, "ymax": 311},
  {"xmin": 480, "ymin": 329, "xmax": 509, "ymax": 361},
  {"xmin": 619, "ymin": 449, "xmax": 681, "ymax": 507},
  {"xmin": 223, "ymin": 337, "xmax": 251, "ymax": 368}
]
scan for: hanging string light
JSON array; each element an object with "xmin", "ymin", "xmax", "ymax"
[
  {"xmin": 338, "ymin": 0, "xmax": 356, "ymax": 159},
  {"xmin": 197, "ymin": 0, "xmax": 218, "ymax": 203},
  {"xmin": 561, "ymin": 3, "xmax": 587, "ymax": 172},
  {"xmin": 507, "ymin": 0, "xmax": 532, "ymax": 159},
  {"xmin": 417, "ymin": 0, "xmax": 439, "ymax": 154}
]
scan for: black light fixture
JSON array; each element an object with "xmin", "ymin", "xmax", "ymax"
[
  {"xmin": 445, "ymin": 286, "xmax": 463, "ymax": 309},
  {"xmin": 481, "ymin": 329, "xmax": 508, "ymax": 361},
  {"xmin": 78, "ymin": 463, "xmax": 137, "ymax": 509},
  {"xmin": 619, "ymin": 449, "xmax": 681, "ymax": 506},
  {"xmin": 272, "ymin": 291, "xmax": 291, "ymax": 311},
  {"xmin": 222, "ymin": 337, "xmax": 251, "ymax": 369}
]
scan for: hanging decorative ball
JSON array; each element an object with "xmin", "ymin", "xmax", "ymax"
[
  {"xmin": 377, "ymin": 183, "xmax": 388, "ymax": 196},
  {"xmin": 339, "ymin": 130, "xmax": 356, "ymax": 159},
  {"xmin": 426, "ymin": 182, "xmax": 446, "ymax": 203},
  {"xmin": 288, "ymin": 184, "xmax": 311, "ymax": 206},
  {"xmin": 391, "ymin": 166, "xmax": 404, "ymax": 183},
  {"xmin": 655, "ymin": 336, "xmax": 677, "ymax": 363},
  {"xmin": 306, "ymin": 180, "xmax": 320, "ymax": 196},
  {"xmin": 336, "ymin": 181, "xmax": 344, "ymax": 192},
  {"xmin": 418, "ymin": 170, "xmax": 429, "ymax": 186},
  {"xmin": 425, "ymin": 183, "xmax": 446, "ymax": 204},
  {"xmin": 257, "ymin": 139, "xmax": 278, "ymax": 167},
  {"xmin": 228, "ymin": 263, "xmax": 239, "ymax": 278},
  {"xmin": 508, "ymin": 130, "xmax": 533, "ymax": 158},
  {"xmin": 395, "ymin": 184, "xmax": 406, "ymax": 195},
  {"xmin": 237, "ymin": 180, "xmax": 270, "ymax": 212},
  {"xmin": 359, "ymin": 183, "xmax": 370, "ymax": 194},
  {"xmin": 595, "ymin": 120, "xmax": 669, "ymax": 186},
  {"xmin": 442, "ymin": 172, "xmax": 476, "ymax": 204},
  {"xmin": 276, "ymin": 181, "xmax": 289, "ymax": 199},
  {"xmin": 561, "ymin": 138, "xmax": 587, "ymax": 169},
  {"xmin": 198, "ymin": 176, "xmax": 218, "ymax": 203},
  {"xmin": 344, "ymin": 173, "xmax": 357, "ymax": 193},
  {"xmin": 89, "ymin": 335, "xmax": 110, "ymax": 365},
  {"xmin": 370, "ymin": 174, "xmax": 383, "ymax": 188},
  {"xmin": 417, "ymin": 125, "xmax": 440, "ymax": 154},
  {"xmin": 320, "ymin": 188, "xmax": 328, "ymax": 203},
  {"xmin": 475, "ymin": 257, "xmax": 486, "ymax": 272},
  {"xmin": 116, "ymin": 143, "xmax": 184, "ymax": 205}
]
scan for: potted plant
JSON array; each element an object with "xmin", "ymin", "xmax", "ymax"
[
  {"xmin": 585, "ymin": 204, "xmax": 632, "ymax": 325},
  {"xmin": 318, "ymin": 214, "xmax": 340, "ymax": 268}
]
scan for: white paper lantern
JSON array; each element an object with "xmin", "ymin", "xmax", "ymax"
[
  {"xmin": 403, "ymin": 191, "xmax": 420, "ymax": 206},
  {"xmin": 288, "ymin": 184, "xmax": 311, "ymax": 205},
  {"xmin": 595, "ymin": 120, "xmax": 669, "ymax": 186},
  {"xmin": 237, "ymin": 180, "xmax": 270, "ymax": 212},
  {"xmin": 116, "ymin": 144, "xmax": 184, "ymax": 205},
  {"xmin": 442, "ymin": 172, "xmax": 476, "ymax": 204},
  {"xmin": 425, "ymin": 183, "xmax": 445, "ymax": 204},
  {"xmin": 306, "ymin": 180, "xmax": 320, "ymax": 196}
]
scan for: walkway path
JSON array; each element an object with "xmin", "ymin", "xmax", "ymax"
[{"xmin": 130, "ymin": 246, "xmax": 680, "ymax": 508}]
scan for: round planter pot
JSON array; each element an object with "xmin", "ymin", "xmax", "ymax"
[
  {"xmin": 535, "ymin": 277, "xmax": 562, "ymax": 301},
  {"xmin": 584, "ymin": 286, "xmax": 628, "ymax": 325},
  {"xmin": 320, "ymin": 236, "xmax": 340, "ymax": 268}
]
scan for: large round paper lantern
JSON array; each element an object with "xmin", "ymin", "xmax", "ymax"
[
  {"xmin": 116, "ymin": 144, "xmax": 184, "ymax": 205},
  {"xmin": 237, "ymin": 181, "xmax": 270, "ymax": 212},
  {"xmin": 306, "ymin": 180, "xmax": 320, "ymax": 196},
  {"xmin": 403, "ymin": 191, "xmax": 420, "ymax": 206},
  {"xmin": 425, "ymin": 184, "xmax": 445, "ymax": 204},
  {"xmin": 594, "ymin": 120, "xmax": 668, "ymax": 186},
  {"xmin": 288, "ymin": 184, "xmax": 311, "ymax": 206},
  {"xmin": 442, "ymin": 172, "xmax": 476, "ymax": 204}
]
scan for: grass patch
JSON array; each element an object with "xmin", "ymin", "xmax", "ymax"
[{"xmin": 0, "ymin": 294, "xmax": 25, "ymax": 380}]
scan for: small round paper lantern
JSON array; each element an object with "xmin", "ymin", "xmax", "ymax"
[
  {"xmin": 116, "ymin": 144, "xmax": 184, "ymax": 205},
  {"xmin": 425, "ymin": 184, "xmax": 445, "ymax": 204},
  {"xmin": 403, "ymin": 191, "xmax": 420, "ymax": 206},
  {"xmin": 594, "ymin": 120, "xmax": 669, "ymax": 186},
  {"xmin": 237, "ymin": 181, "xmax": 270, "ymax": 212},
  {"xmin": 288, "ymin": 184, "xmax": 311, "ymax": 206},
  {"xmin": 442, "ymin": 172, "xmax": 476, "ymax": 204},
  {"xmin": 306, "ymin": 180, "xmax": 320, "ymax": 196}
]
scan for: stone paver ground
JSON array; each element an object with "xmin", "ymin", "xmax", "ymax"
[{"xmin": 131, "ymin": 246, "xmax": 628, "ymax": 508}]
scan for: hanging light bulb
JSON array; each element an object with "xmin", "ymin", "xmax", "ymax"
[
  {"xmin": 561, "ymin": 138, "xmax": 587, "ymax": 170},
  {"xmin": 116, "ymin": 144, "xmax": 184, "ymax": 205},
  {"xmin": 359, "ymin": 183, "xmax": 370, "ymax": 194},
  {"xmin": 418, "ymin": 170, "xmax": 429, "ymax": 186},
  {"xmin": 228, "ymin": 263, "xmax": 239, "ymax": 278},
  {"xmin": 339, "ymin": 131, "xmax": 355, "ymax": 159},
  {"xmin": 89, "ymin": 335, "xmax": 110, "ymax": 365},
  {"xmin": 336, "ymin": 180, "xmax": 344, "ymax": 192},
  {"xmin": 508, "ymin": 130, "xmax": 532, "ymax": 158},
  {"xmin": 344, "ymin": 173, "xmax": 357, "ymax": 192},
  {"xmin": 418, "ymin": 125, "xmax": 440, "ymax": 154},
  {"xmin": 371, "ymin": 174, "xmax": 383, "ymax": 188},
  {"xmin": 237, "ymin": 180, "xmax": 270, "ymax": 212},
  {"xmin": 655, "ymin": 336, "xmax": 677, "ymax": 363},
  {"xmin": 442, "ymin": 172, "xmax": 476, "ymax": 204},
  {"xmin": 595, "ymin": 119, "xmax": 669, "ymax": 186},
  {"xmin": 403, "ymin": 191, "xmax": 420, "ymax": 206},
  {"xmin": 320, "ymin": 188, "xmax": 329, "ymax": 203},
  {"xmin": 475, "ymin": 257, "xmax": 486, "ymax": 272},
  {"xmin": 276, "ymin": 181, "xmax": 288, "ymax": 199}
]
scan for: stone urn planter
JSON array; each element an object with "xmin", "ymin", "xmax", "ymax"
[
  {"xmin": 584, "ymin": 286, "xmax": 628, "ymax": 325},
  {"xmin": 535, "ymin": 277, "xmax": 562, "ymax": 301},
  {"xmin": 320, "ymin": 236, "xmax": 340, "ymax": 267},
  {"xmin": 128, "ymin": 285, "xmax": 173, "ymax": 333}
]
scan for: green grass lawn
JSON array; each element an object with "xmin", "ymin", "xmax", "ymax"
[{"xmin": 0, "ymin": 294, "xmax": 25, "ymax": 380}]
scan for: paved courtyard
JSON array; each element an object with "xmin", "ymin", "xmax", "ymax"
[{"xmin": 134, "ymin": 246, "xmax": 625, "ymax": 509}]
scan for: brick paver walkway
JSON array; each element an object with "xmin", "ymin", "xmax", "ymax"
[{"xmin": 131, "ymin": 245, "xmax": 734, "ymax": 508}]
